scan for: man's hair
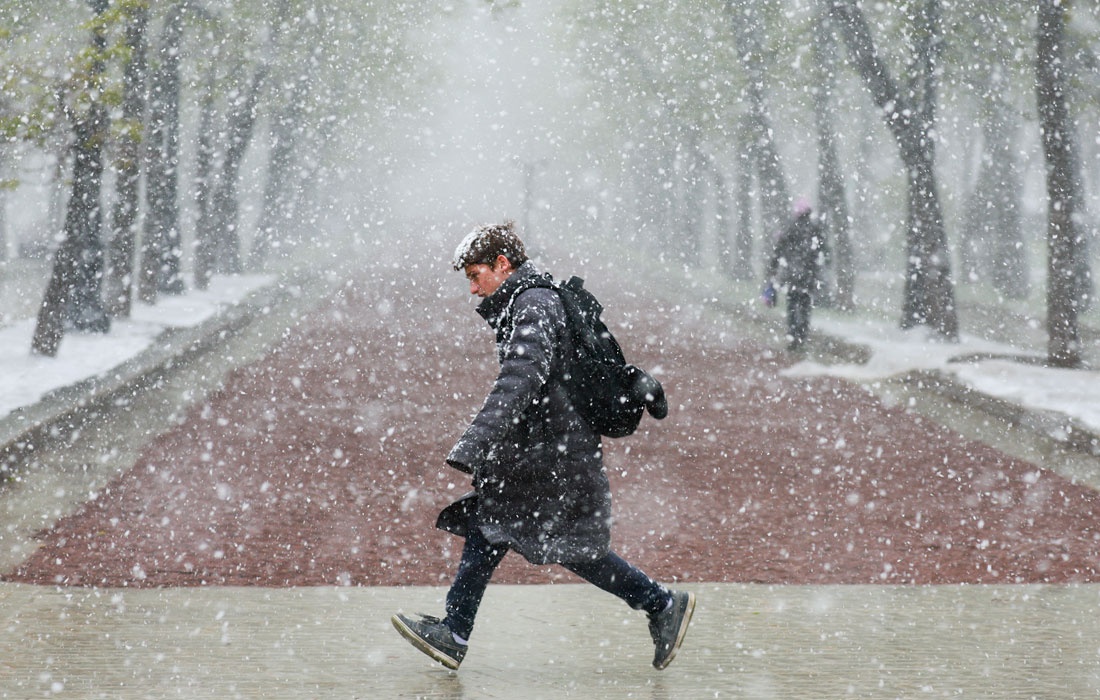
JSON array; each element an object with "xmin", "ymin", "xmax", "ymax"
[{"xmin": 452, "ymin": 220, "xmax": 529, "ymax": 271}]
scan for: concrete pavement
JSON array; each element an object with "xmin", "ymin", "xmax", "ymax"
[{"xmin": 3, "ymin": 581, "xmax": 1099, "ymax": 698}]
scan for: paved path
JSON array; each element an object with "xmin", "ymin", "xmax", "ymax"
[
  {"xmin": 4, "ymin": 235, "xmax": 1100, "ymax": 697},
  {"xmin": 3, "ymin": 581, "xmax": 1099, "ymax": 698},
  {"xmin": 9, "ymin": 259, "xmax": 1100, "ymax": 588}
]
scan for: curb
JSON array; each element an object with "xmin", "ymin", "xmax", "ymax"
[
  {"xmin": 661, "ymin": 273, "xmax": 1100, "ymax": 466},
  {"xmin": 754, "ymin": 312, "xmax": 1100, "ymax": 460},
  {"xmin": 804, "ymin": 326, "xmax": 1100, "ymax": 459},
  {"xmin": 896, "ymin": 368, "xmax": 1100, "ymax": 458},
  {"xmin": 0, "ymin": 273, "xmax": 312, "ymax": 472},
  {"xmin": 706, "ymin": 295, "xmax": 1100, "ymax": 460}
]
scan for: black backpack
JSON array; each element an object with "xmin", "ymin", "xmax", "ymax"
[{"xmin": 514, "ymin": 274, "xmax": 668, "ymax": 438}]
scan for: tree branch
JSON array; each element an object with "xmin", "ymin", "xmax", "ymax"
[{"xmin": 827, "ymin": 0, "xmax": 913, "ymax": 148}]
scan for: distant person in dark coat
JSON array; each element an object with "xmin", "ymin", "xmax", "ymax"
[
  {"xmin": 765, "ymin": 199, "xmax": 830, "ymax": 351},
  {"xmin": 391, "ymin": 221, "xmax": 695, "ymax": 671}
]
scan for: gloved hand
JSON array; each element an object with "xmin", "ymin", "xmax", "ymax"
[
  {"xmin": 761, "ymin": 281, "xmax": 777, "ymax": 308},
  {"xmin": 628, "ymin": 366, "xmax": 668, "ymax": 420}
]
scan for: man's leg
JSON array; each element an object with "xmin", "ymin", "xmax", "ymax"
[
  {"xmin": 796, "ymin": 292, "xmax": 813, "ymax": 341},
  {"xmin": 444, "ymin": 523, "xmax": 509, "ymax": 640},
  {"xmin": 787, "ymin": 290, "xmax": 811, "ymax": 348},
  {"xmin": 563, "ymin": 551, "xmax": 695, "ymax": 670},
  {"xmin": 392, "ymin": 516, "xmax": 507, "ymax": 669},
  {"xmin": 562, "ymin": 551, "xmax": 669, "ymax": 615}
]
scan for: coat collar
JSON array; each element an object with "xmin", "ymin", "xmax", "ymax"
[{"xmin": 476, "ymin": 260, "xmax": 540, "ymax": 328}]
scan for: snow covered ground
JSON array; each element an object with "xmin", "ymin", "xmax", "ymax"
[
  {"xmin": 784, "ymin": 316, "xmax": 1100, "ymax": 434},
  {"xmin": 0, "ymin": 275, "xmax": 273, "ymax": 418}
]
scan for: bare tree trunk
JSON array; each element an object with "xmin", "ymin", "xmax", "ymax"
[
  {"xmin": 0, "ymin": 101, "xmax": 8, "ymax": 261},
  {"xmin": 105, "ymin": 2, "xmax": 148, "ymax": 318},
  {"xmin": 249, "ymin": 68, "xmax": 311, "ymax": 270},
  {"xmin": 986, "ymin": 116, "xmax": 1028, "ymax": 301},
  {"xmin": 829, "ymin": 0, "xmax": 958, "ymax": 340},
  {"xmin": 209, "ymin": 65, "xmax": 266, "ymax": 275},
  {"xmin": 734, "ymin": 114, "xmax": 755, "ymax": 279},
  {"xmin": 851, "ymin": 111, "xmax": 875, "ymax": 248},
  {"xmin": 618, "ymin": 45, "xmax": 680, "ymax": 249},
  {"xmin": 32, "ymin": 0, "xmax": 112, "ymax": 356},
  {"xmin": 284, "ymin": 116, "xmax": 336, "ymax": 248},
  {"xmin": 211, "ymin": 0, "xmax": 290, "ymax": 275},
  {"xmin": 1037, "ymin": 0, "xmax": 1087, "ymax": 367},
  {"xmin": 0, "ymin": 146, "xmax": 7, "ymax": 262},
  {"xmin": 521, "ymin": 161, "xmax": 537, "ymax": 238},
  {"xmin": 627, "ymin": 133, "xmax": 666, "ymax": 248},
  {"xmin": 139, "ymin": 4, "xmax": 186, "ymax": 303},
  {"xmin": 750, "ymin": 103, "xmax": 790, "ymax": 242},
  {"xmin": 43, "ymin": 144, "xmax": 68, "ymax": 257},
  {"xmin": 680, "ymin": 130, "xmax": 705, "ymax": 266},
  {"xmin": 812, "ymin": 2, "xmax": 853, "ymax": 311},
  {"xmin": 959, "ymin": 94, "xmax": 985, "ymax": 287},
  {"xmin": 726, "ymin": 1, "xmax": 790, "ymax": 244},
  {"xmin": 714, "ymin": 166, "xmax": 734, "ymax": 275},
  {"xmin": 1063, "ymin": 29, "xmax": 1097, "ymax": 312},
  {"xmin": 619, "ymin": 43, "xmax": 711, "ymax": 259},
  {"xmin": 193, "ymin": 65, "xmax": 219, "ymax": 290},
  {"xmin": 963, "ymin": 75, "xmax": 1028, "ymax": 299}
]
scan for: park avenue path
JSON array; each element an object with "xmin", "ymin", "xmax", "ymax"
[{"xmin": 3, "ymin": 235, "xmax": 1100, "ymax": 698}]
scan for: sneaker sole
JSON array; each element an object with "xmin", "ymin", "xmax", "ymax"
[
  {"xmin": 654, "ymin": 592, "xmax": 696, "ymax": 670},
  {"xmin": 391, "ymin": 614, "xmax": 462, "ymax": 670}
]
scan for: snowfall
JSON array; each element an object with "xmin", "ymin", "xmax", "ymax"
[
  {"xmin": 0, "ymin": 274, "xmax": 272, "ymax": 418},
  {"xmin": 786, "ymin": 315, "xmax": 1100, "ymax": 435},
  {"xmin": 0, "ymin": 274, "xmax": 1097, "ymax": 442}
]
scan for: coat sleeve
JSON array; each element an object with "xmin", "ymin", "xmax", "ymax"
[
  {"xmin": 766, "ymin": 230, "xmax": 791, "ymax": 279},
  {"xmin": 446, "ymin": 288, "xmax": 565, "ymax": 473}
]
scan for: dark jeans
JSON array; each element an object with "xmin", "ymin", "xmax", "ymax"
[
  {"xmin": 786, "ymin": 290, "xmax": 813, "ymax": 345},
  {"xmin": 443, "ymin": 517, "xmax": 671, "ymax": 640}
]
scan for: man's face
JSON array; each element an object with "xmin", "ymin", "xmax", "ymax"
[{"xmin": 464, "ymin": 256, "xmax": 514, "ymax": 298}]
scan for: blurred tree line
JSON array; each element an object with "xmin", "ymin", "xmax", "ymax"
[
  {"xmin": 1, "ymin": 0, "xmax": 1096, "ymax": 368},
  {"xmin": 563, "ymin": 0, "xmax": 1097, "ymax": 367},
  {"xmin": 0, "ymin": 0, "xmax": 418, "ymax": 356}
]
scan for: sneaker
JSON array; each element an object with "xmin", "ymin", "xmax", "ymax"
[
  {"xmin": 648, "ymin": 590, "xmax": 695, "ymax": 670},
  {"xmin": 391, "ymin": 612, "xmax": 467, "ymax": 670}
]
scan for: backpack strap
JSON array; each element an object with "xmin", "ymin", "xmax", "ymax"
[
  {"xmin": 495, "ymin": 273, "xmax": 558, "ymax": 346},
  {"xmin": 560, "ymin": 276, "xmax": 602, "ymax": 325}
]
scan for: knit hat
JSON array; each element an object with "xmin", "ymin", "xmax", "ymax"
[{"xmin": 792, "ymin": 197, "xmax": 813, "ymax": 217}]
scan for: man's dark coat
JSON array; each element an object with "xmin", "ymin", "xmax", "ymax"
[
  {"xmin": 766, "ymin": 211, "xmax": 830, "ymax": 295},
  {"xmin": 438, "ymin": 262, "xmax": 611, "ymax": 565}
]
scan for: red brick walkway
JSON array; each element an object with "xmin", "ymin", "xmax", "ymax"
[{"xmin": 8, "ymin": 260, "xmax": 1100, "ymax": 588}]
